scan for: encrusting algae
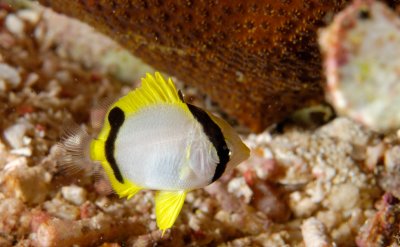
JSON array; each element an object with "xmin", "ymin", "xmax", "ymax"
[{"xmin": 35, "ymin": 0, "xmax": 353, "ymax": 132}]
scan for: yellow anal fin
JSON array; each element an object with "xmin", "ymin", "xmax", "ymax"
[
  {"xmin": 155, "ymin": 190, "xmax": 187, "ymax": 236},
  {"xmin": 97, "ymin": 161, "xmax": 142, "ymax": 200},
  {"xmin": 115, "ymin": 180, "xmax": 142, "ymax": 200},
  {"xmin": 104, "ymin": 166, "xmax": 142, "ymax": 199}
]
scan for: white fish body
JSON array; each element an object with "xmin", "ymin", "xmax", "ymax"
[{"xmin": 116, "ymin": 104, "xmax": 219, "ymax": 190}]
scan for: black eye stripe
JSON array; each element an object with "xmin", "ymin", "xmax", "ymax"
[
  {"xmin": 187, "ymin": 104, "xmax": 230, "ymax": 183},
  {"xmin": 105, "ymin": 107, "xmax": 125, "ymax": 183}
]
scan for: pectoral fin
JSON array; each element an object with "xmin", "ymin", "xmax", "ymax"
[{"xmin": 155, "ymin": 190, "xmax": 187, "ymax": 235}]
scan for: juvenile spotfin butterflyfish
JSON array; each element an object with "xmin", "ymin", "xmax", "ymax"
[{"xmin": 59, "ymin": 72, "xmax": 250, "ymax": 234}]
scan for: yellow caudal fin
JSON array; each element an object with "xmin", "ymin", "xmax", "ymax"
[{"xmin": 155, "ymin": 190, "xmax": 187, "ymax": 235}]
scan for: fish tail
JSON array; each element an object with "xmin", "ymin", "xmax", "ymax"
[{"xmin": 57, "ymin": 121, "xmax": 97, "ymax": 176}]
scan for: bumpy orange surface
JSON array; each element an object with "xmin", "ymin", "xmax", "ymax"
[{"xmin": 37, "ymin": 0, "xmax": 376, "ymax": 131}]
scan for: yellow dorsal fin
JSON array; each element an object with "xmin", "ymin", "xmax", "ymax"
[
  {"xmin": 95, "ymin": 72, "xmax": 191, "ymax": 142},
  {"xmin": 155, "ymin": 190, "xmax": 188, "ymax": 235},
  {"xmin": 113, "ymin": 72, "xmax": 189, "ymax": 117}
]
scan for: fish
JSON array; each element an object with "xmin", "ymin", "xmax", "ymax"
[{"xmin": 59, "ymin": 72, "xmax": 250, "ymax": 234}]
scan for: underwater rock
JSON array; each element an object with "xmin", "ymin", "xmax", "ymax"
[
  {"xmin": 4, "ymin": 13, "xmax": 25, "ymax": 38},
  {"xmin": 43, "ymin": 197, "xmax": 81, "ymax": 221},
  {"xmin": 35, "ymin": 213, "xmax": 147, "ymax": 247},
  {"xmin": 3, "ymin": 159, "xmax": 51, "ymax": 205},
  {"xmin": 3, "ymin": 118, "xmax": 32, "ymax": 149},
  {"xmin": 37, "ymin": 0, "xmax": 357, "ymax": 132},
  {"xmin": 61, "ymin": 185, "xmax": 87, "ymax": 206},
  {"xmin": 0, "ymin": 197, "xmax": 30, "ymax": 238},
  {"xmin": 0, "ymin": 63, "xmax": 21, "ymax": 90},
  {"xmin": 379, "ymin": 145, "xmax": 400, "ymax": 199},
  {"xmin": 301, "ymin": 217, "xmax": 332, "ymax": 247},
  {"xmin": 319, "ymin": 0, "xmax": 400, "ymax": 133},
  {"xmin": 356, "ymin": 193, "xmax": 400, "ymax": 247}
]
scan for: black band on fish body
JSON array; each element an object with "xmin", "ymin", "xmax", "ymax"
[
  {"xmin": 187, "ymin": 104, "xmax": 230, "ymax": 183},
  {"xmin": 105, "ymin": 107, "xmax": 125, "ymax": 183}
]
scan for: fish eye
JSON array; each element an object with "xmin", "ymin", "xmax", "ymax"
[{"xmin": 108, "ymin": 107, "xmax": 125, "ymax": 128}]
